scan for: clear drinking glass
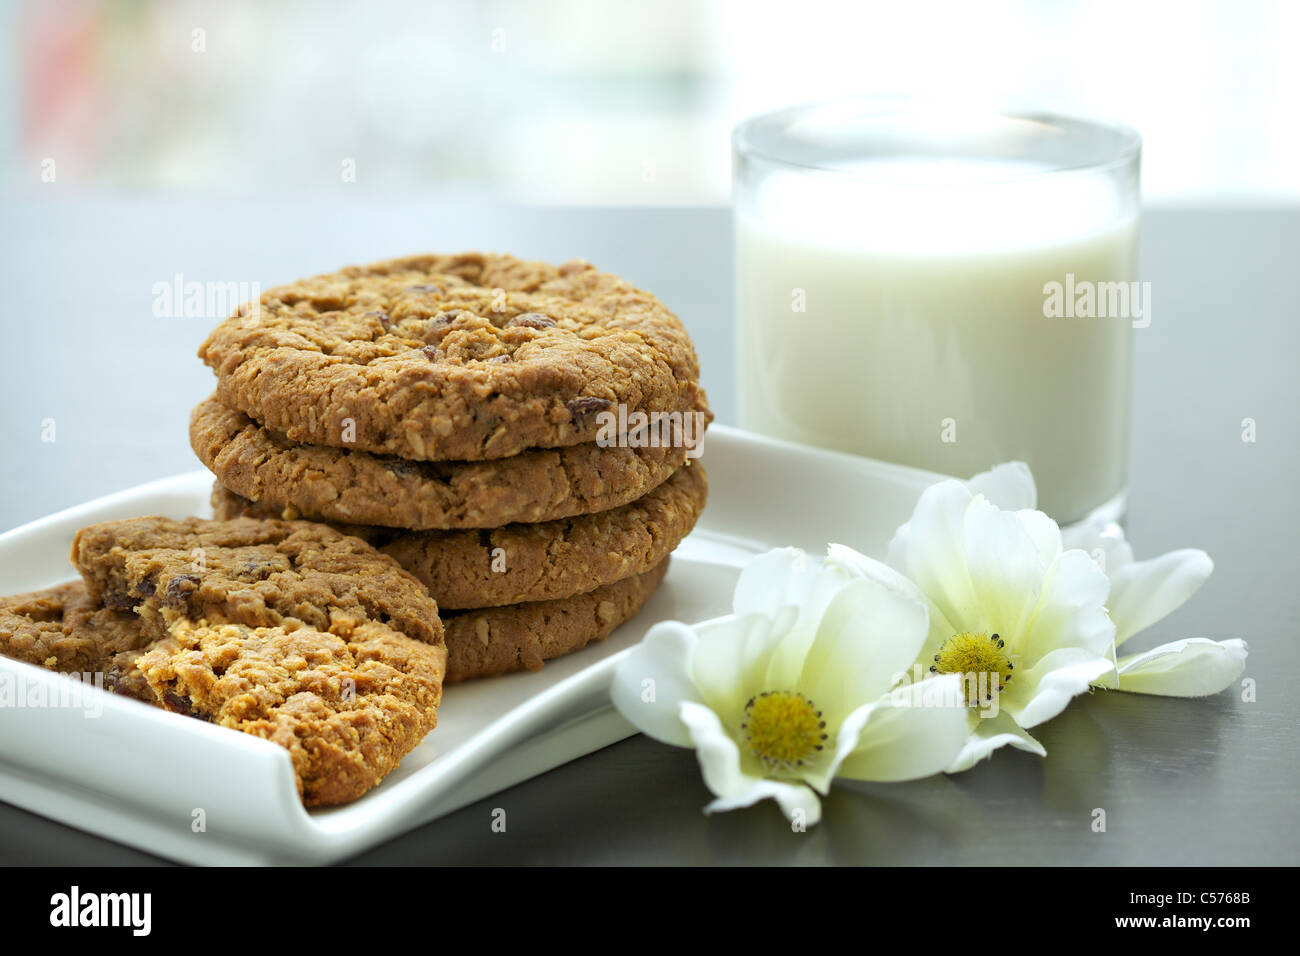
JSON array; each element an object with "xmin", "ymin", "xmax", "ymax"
[{"xmin": 733, "ymin": 99, "xmax": 1142, "ymax": 524}]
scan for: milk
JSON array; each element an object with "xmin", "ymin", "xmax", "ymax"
[{"xmin": 736, "ymin": 160, "xmax": 1138, "ymax": 522}]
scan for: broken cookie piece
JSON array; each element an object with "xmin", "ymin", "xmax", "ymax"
[
  {"xmin": 0, "ymin": 581, "xmax": 157, "ymax": 703},
  {"xmin": 137, "ymin": 617, "xmax": 445, "ymax": 806}
]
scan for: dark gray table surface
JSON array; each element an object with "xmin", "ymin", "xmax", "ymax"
[{"xmin": 0, "ymin": 199, "xmax": 1296, "ymax": 865}]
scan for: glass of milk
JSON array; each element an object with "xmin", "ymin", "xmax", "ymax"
[{"xmin": 733, "ymin": 100, "xmax": 1142, "ymax": 524}]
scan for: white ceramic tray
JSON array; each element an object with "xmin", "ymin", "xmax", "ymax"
[{"xmin": 0, "ymin": 426, "xmax": 947, "ymax": 865}]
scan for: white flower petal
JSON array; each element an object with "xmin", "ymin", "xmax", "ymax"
[
  {"xmin": 826, "ymin": 543, "xmax": 956, "ymax": 663},
  {"xmin": 1108, "ymin": 549, "xmax": 1214, "ymax": 647},
  {"xmin": 1111, "ymin": 638, "xmax": 1248, "ymax": 697},
  {"xmin": 1016, "ymin": 508, "xmax": 1064, "ymax": 567},
  {"xmin": 946, "ymin": 708, "xmax": 1047, "ymax": 773},
  {"xmin": 704, "ymin": 780, "xmax": 822, "ymax": 824},
  {"xmin": 733, "ymin": 548, "xmax": 848, "ymax": 685},
  {"xmin": 678, "ymin": 701, "xmax": 821, "ymax": 824},
  {"xmin": 797, "ymin": 577, "xmax": 931, "ymax": 724},
  {"xmin": 834, "ymin": 676, "xmax": 972, "ymax": 782},
  {"xmin": 1021, "ymin": 549, "xmax": 1115, "ymax": 664},
  {"xmin": 826, "ymin": 544, "xmax": 926, "ymax": 601},
  {"xmin": 690, "ymin": 613, "xmax": 787, "ymax": 730},
  {"xmin": 960, "ymin": 495, "xmax": 1051, "ymax": 644},
  {"xmin": 610, "ymin": 620, "xmax": 701, "ymax": 748},
  {"xmin": 886, "ymin": 480, "xmax": 982, "ymax": 640},
  {"xmin": 967, "ymin": 461, "xmax": 1038, "ymax": 511},
  {"xmin": 1061, "ymin": 520, "xmax": 1135, "ymax": 571},
  {"xmin": 731, "ymin": 547, "xmax": 822, "ymax": 619},
  {"xmin": 1007, "ymin": 646, "xmax": 1116, "ymax": 728}
]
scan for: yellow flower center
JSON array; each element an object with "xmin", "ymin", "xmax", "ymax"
[
  {"xmin": 741, "ymin": 691, "xmax": 829, "ymax": 769},
  {"xmin": 930, "ymin": 631, "xmax": 1015, "ymax": 706}
]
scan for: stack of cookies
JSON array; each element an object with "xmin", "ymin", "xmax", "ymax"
[
  {"xmin": 192, "ymin": 253, "xmax": 711, "ymax": 682},
  {"xmin": 0, "ymin": 515, "xmax": 447, "ymax": 805}
]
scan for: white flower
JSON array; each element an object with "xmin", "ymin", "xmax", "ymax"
[
  {"xmin": 610, "ymin": 548, "xmax": 971, "ymax": 825},
  {"xmin": 970, "ymin": 462, "xmax": 1247, "ymax": 696},
  {"xmin": 828, "ymin": 471, "xmax": 1113, "ymax": 771},
  {"xmin": 832, "ymin": 462, "xmax": 1247, "ymax": 772}
]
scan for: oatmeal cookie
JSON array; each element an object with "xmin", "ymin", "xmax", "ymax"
[
  {"xmin": 0, "ymin": 581, "xmax": 156, "ymax": 702},
  {"xmin": 212, "ymin": 463, "xmax": 705, "ymax": 609},
  {"xmin": 198, "ymin": 252, "xmax": 710, "ymax": 461},
  {"xmin": 137, "ymin": 617, "xmax": 445, "ymax": 806},
  {"xmin": 443, "ymin": 559, "xmax": 668, "ymax": 682},
  {"xmin": 191, "ymin": 394, "xmax": 693, "ymax": 530},
  {"xmin": 71, "ymin": 515, "xmax": 443, "ymax": 648}
]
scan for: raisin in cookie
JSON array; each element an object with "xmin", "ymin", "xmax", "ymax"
[
  {"xmin": 71, "ymin": 515, "xmax": 443, "ymax": 648},
  {"xmin": 0, "ymin": 581, "xmax": 156, "ymax": 702},
  {"xmin": 213, "ymin": 462, "xmax": 706, "ymax": 609},
  {"xmin": 137, "ymin": 617, "xmax": 445, "ymax": 806},
  {"xmin": 444, "ymin": 559, "xmax": 668, "ymax": 682},
  {"xmin": 199, "ymin": 252, "xmax": 710, "ymax": 462},
  {"xmin": 191, "ymin": 394, "xmax": 694, "ymax": 530}
]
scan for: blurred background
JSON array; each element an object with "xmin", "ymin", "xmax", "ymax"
[
  {"xmin": 3, "ymin": 0, "xmax": 1298, "ymax": 204},
  {"xmin": 2, "ymin": 0, "xmax": 1298, "ymax": 529}
]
